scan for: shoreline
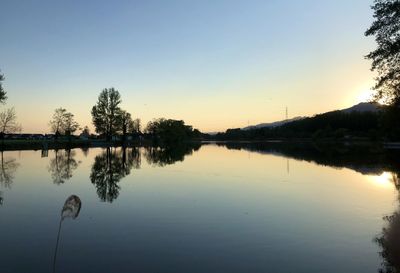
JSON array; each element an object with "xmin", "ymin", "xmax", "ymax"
[{"xmin": 0, "ymin": 138, "xmax": 398, "ymax": 151}]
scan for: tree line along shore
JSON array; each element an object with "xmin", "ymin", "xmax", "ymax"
[
  {"xmin": 0, "ymin": 79, "xmax": 205, "ymax": 148},
  {"xmin": 0, "ymin": 82, "xmax": 398, "ymax": 150}
]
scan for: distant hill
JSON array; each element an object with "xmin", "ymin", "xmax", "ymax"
[
  {"xmin": 242, "ymin": 102, "xmax": 381, "ymax": 131},
  {"xmin": 243, "ymin": 116, "xmax": 306, "ymax": 130},
  {"xmin": 340, "ymin": 102, "xmax": 382, "ymax": 113},
  {"xmin": 215, "ymin": 102, "xmax": 400, "ymax": 141}
]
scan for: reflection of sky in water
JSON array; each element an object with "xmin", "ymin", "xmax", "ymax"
[
  {"xmin": 0, "ymin": 145, "xmax": 398, "ymax": 273},
  {"xmin": 367, "ymin": 172, "xmax": 395, "ymax": 189}
]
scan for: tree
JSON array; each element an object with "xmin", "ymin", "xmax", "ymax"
[
  {"xmin": 91, "ymin": 88, "xmax": 123, "ymax": 140},
  {"xmin": 49, "ymin": 108, "xmax": 79, "ymax": 137},
  {"xmin": 81, "ymin": 126, "xmax": 90, "ymax": 137},
  {"xmin": 49, "ymin": 108, "xmax": 67, "ymax": 135},
  {"xmin": 63, "ymin": 112, "xmax": 79, "ymax": 136},
  {"xmin": 0, "ymin": 108, "xmax": 22, "ymax": 134},
  {"xmin": 145, "ymin": 118, "xmax": 198, "ymax": 144},
  {"xmin": 119, "ymin": 110, "xmax": 134, "ymax": 142},
  {"xmin": 0, "ymin": 70, "xmax": 7, "ymax": 104},
  {"xmin": 366, "ymin": 0, "xmax": 400, "ymax": 106},
  {"xmin": 132, "ymin": 118, "xmax": 141, "ymax": 134}
]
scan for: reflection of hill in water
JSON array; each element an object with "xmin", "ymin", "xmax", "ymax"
[
  {"xmin": 215, "ymin": 142, "xmax": 400, "ymax": 175},
  {"xmin": 212, "ymin": 141, "xmax": 400, "ymax": 272}
]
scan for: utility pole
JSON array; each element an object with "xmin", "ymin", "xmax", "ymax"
[{"xmin": 285, "ymin": 106, "xmax": 288, "ymax": 120}]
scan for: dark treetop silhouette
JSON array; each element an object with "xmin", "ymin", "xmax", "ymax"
[
  {"xmin": 49, "ymin": 108, "xmax": 79, "ymax": 138},
  {"xmin": 0, "ymin": 108, "xmax": 21, "ymax": 136},
  {"xmin": 145, "ymin": 118, "xmax": 202, "ymax": 145},
  {"xmin": 0, "ymin": 70, "xmax": 21, "ymax": 139},
  {"xmin": 366, "ymin": 0, "xmax": 400, "ymax": 107},
  {"xmin": 0, "ymin": 70, "xmax": 7, "ymax": 104},
  {"xmin": 215, "ymin": 108, "xmax": 400, "ymax": 141}
]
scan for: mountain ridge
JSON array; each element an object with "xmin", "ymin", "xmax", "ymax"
[{"xmin": 242, "ymin": 102, "xmax": 382, "ymax": 131}]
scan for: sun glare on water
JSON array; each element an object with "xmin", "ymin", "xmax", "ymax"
[{"xmin": 368, "ymin": 172, "xmax": 394, "ymax": 189}]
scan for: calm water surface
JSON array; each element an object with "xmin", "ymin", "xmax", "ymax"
[{"xmin": 0, "ymin": 143, "xmax": 399, "ymax": 273}]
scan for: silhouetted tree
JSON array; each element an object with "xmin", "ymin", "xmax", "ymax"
[
  {"xmin": 0, "ymin": 107, "xmax": 21, "ymax": 135},
  {"xmin": 146, "ymin": 118, "xmax": 200, "ymax": 145},
  {"xmin": 81, "ymin": 126, "xmax": 90, "ymax": 137},
  {"xmin": 216, "ymin": 110, "xmax": 392, "ymax": 140},
  {"xmin": 63, "ymin": 112, "xmax": 79, "ymax": 138},
  {"xmin": 366, "ymin": 0, "xmax": 400, "ymax": 106},
  {"xmin": 49, "ymin": 108, "xmax": 79, "ymax": 138},
  {"xmin": 47, "ymin": 149, "xmax": 80, "ymax": 184},
  {"xmin": 0, "ymin": 70, "xmax": 7, "ymax": 104},
  {"xmin": 49, "ymin": 108, "xmax": 67, "ymax": 135},
  {"xmin": 119, "ymin": 110, "xmax": 134, "ymax": 143},
  {"xmin": 91, "ymin": 88, "xmax": 123, "ymax": 140}
]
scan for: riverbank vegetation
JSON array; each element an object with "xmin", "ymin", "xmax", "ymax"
[
  {"xmin": 215, "ymin": 107, "xmax": 400, "ymax": 141},
  {"xmin": 0, "ymin": 78, "xmax": 204, "ymax": 148}
]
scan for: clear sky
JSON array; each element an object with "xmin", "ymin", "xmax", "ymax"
[{"xmin": 0, "ymin": 0, "xmax": 377, "ymax": 133}]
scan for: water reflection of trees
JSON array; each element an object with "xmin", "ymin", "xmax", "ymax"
[
  {"xmin": 144, "ymin": 143, "xmax": 200, "ymax": 167},
  {"xmin": 0, "ymin": 151, "xmax": 19, "ymax": 188},
  {"xmin": 218, "ymin": 142, "xmax": 399, "ymax": 176},
  {"xmin": 0, "ymin": 151, "xmax": 20, "ymax": 205},
  {"xmin": 90, "ymin": 144, "xmax": 199, "ymax": 202},
  {"xmin": 376, "ymin": 173, "xmax": 400, "ymax": 273},
  {"xmin": 90, "ymin": 147, "xmax": 141, "ymax": 202},
  {"xmin": 47, "ymin": 149, "xmax": 80, "ymax": 185},
  {"xmin": 81, "ymin": 147, "xmax": 89, "ymax": 157},
  {"xmin": 213, "ymin": 142, "xmax": 400, "ymax": 272}
]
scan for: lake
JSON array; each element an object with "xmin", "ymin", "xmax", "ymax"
[{"xmin": 0, "ymin": 142, "xmax": 399, "ymax": 273}]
